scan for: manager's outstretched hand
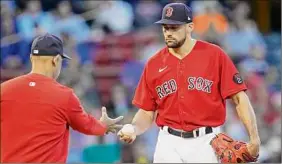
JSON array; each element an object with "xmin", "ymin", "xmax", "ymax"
[{"xmin": 99, "ymin": 107, "xmax": 124, "ymax": 134}]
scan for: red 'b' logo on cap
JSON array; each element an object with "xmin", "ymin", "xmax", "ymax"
[{"xmin": 166, "ymin": 7, "xmax": 173, "ymax": 17}]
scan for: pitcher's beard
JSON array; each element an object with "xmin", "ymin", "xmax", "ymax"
[{"xmin": 166, "ymin": 37, "xmax": 186, "ymax": 48}]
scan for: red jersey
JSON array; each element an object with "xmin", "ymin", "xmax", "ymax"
[
  {"xmin": 132, "ymin": 40, "xmax": 247, "ymax": 131},
  {"xmin": 1, "ymin": 73, "xmax": 106, "ymax": 162}
]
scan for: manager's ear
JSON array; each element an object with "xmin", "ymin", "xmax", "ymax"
[
  {"xmin": 30, "ymin": 54, "xmax": 35, "ymax": 63},
  {"xmin": 52, "ymin": 55, "xmax": 61, "ymax": 67}
]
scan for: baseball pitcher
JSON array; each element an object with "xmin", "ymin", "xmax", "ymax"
[{"xmin": 118, "ymin": 3, "xmax": 260, "ymax": 163}]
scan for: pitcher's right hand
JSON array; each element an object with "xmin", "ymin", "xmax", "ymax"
[{"xmin": 117, "ymin": 124, "xmax": 137, "ymax": 144}]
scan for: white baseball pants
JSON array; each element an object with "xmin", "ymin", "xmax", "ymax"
[{"xmin": 153, "ymin": 126, "xmax": 221, "ymax": 163}]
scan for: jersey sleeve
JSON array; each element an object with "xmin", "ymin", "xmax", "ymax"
[
  {"xmin": 132, "ymin": 64, "xmax": 157, "ymax": 111},
  {"xmin": 219, "ymin": 48, "xmax": 247, "ymax": 99},
  {"xmin": 65, "ymin": 91, "xmax": 107, "ymax": 135}
]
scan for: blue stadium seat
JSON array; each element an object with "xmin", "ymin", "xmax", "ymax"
[{"xmin": 82, "ymin": 143, "xmax": 122, "ymax": 163}]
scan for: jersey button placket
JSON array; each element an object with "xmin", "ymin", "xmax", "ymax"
[
  {"xmin": 179, "ymin": 60, "xmax": 186, "ymax": 129},
  {"xmin": 179, "ymin": 61, "xmax": 185, "ymax": 99},
  {"xmin": 177, "ymin": 60, "xmax": 184, "ymax": 127}
]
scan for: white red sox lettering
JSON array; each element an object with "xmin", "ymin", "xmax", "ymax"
[
  {"xmin": 156, "ymin": 79, "xmax": 177, "ymax": 99},
  {"xmin": 156, "ymin": 77, "xmax": 213, "ymax": 99},
  {"xmin": 188, "ymin": 77, "xmax": 213, "ymax": 93}
]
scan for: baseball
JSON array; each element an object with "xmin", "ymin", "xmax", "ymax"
[{"xmin": 121, "ymin": 124, "xmax": 135, "ymax": 135}]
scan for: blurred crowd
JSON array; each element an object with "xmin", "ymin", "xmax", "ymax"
[{"xmin": 1, "ymin": 0, "xmax": 281, "ymax": 163}]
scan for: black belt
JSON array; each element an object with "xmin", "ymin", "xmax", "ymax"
[{"xmin": 163, "ymin": 126, "xmax": 213, "ymax": 138}]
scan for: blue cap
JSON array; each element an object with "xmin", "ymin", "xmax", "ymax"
[
  {"xmin": 31, "ymin": 33, "xmax": 71, "ymax": 60},
  {"xmin": 155, "ymin": 3, "xmax": 193, "ymax": 25}
]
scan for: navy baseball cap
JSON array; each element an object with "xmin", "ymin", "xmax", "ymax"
[
  {"xmin": 31, "ymin": 33, "xmax": 71, "ymax": 60},
  {"xmin": 155, "ymin": 3, "xmax": 193, "ymax": 25}
]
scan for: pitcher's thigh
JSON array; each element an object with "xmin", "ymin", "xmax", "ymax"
[
  {"xmin": 184, "ymin": 134, "xmax": 220, "ymax": 163},
  {"xmin": 191, "ymin": 141, "xmax": 219, "ymax": 162},
  {"xmin": 153, "ymin": 147, "xmax": 183, "ymax": 163},
  {"xmin": 199, "ymin": 142, "xmax": 219, "ymax": 163},
  {"xmin": 153, "ymin": 139, "xmax": 183, "ymax": 163}
]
